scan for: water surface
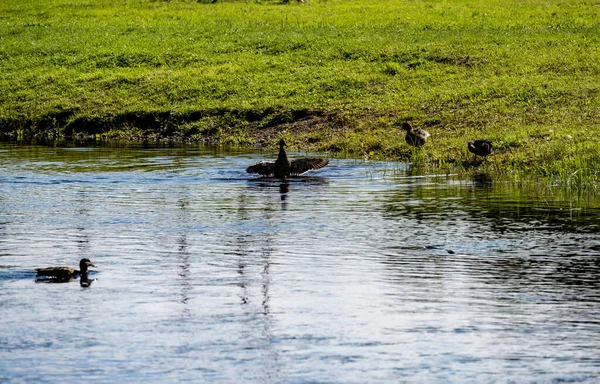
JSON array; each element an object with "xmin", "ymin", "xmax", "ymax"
[{"xmin": 0, "ymin": 144, "xmax": 599, "ymax": 382}]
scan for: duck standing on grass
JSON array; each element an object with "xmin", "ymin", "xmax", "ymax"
[
  {"xmin": 402, "ymin": 122, "xmax": 430, "ymax": 148},
  {"xmin": 246, "ymin": 138, "xmax": 329, "ymax": 179},
  {"xmin": 468, "ymin": 140, "xmax": 493, "ymax": 161},
  {"xmin": 35, "ymin": 258, "xmax": 95, "ymax": 281}
]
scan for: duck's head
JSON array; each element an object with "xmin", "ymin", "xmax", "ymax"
[
  {"xmin": 79, "ymin": 258, "xmax": 95, "ymax": 272},
  {"xmin": 401, "ymin": 122, "xmax": 412, "ymax": 131},
  {"xmin": 279, "ymin": 138, "xmax": 287, "ymax": 148}
]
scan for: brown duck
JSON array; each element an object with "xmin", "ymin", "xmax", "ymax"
[
  {"xmin": 246, "ymin": 139, "xmax": 328, "ymax": 178},
  {"xmin": 402, "ymin": 122, "xmax": 430, "ymax": 147},
  {"xmin": 35, "ymin": 258, "xmax": 95, "ymax": 280},
  {"xmin": 468, "ymin": 140, "xmax": 493, "ymax": 160}
]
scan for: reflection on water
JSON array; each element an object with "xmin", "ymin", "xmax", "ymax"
[
  {"xmin": 0, "ymin": 143, "xmax": 599, "ymax": 383},
  {"xmin": 33, "ymin": 272, "xmax": 96, "ymax": 287}
]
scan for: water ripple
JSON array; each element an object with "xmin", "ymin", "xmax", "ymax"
[{"xmin": 0, "ymin": 144, "xmax": 599, "ymax": 382}]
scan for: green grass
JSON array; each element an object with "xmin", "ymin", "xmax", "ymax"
[{"xmin": 0, "ymin": 0, "xmax": 598, "ymax": 181}]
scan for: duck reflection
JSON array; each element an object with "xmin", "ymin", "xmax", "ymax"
[
  {"xmin": 472, "ymin": 172, "xmax": 493, "ymax": 188},
  {"xmin": 279, "ymin": 182, "xmax": 289, "ymax": 202},
  {"xmin": 35, "ymin": 276, "xmax": 76, "ymax": 284},
  {"xmin": 79, "ymin": 272, "xmax": 96, "ymax": 287},
  {"xmin": 34, "ymin": 272, "xmax": 97, "ymax": 287},
  {"xmin": 247, "ymin": 179, "xmax": 290, "ymax": 210},
  {"xmin": 247, "ymin": 176, "xmax": 328, "ymax": 211}
]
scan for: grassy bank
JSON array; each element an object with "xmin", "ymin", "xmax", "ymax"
[{"xmin": 0, "ymin": 0, "xmax": 598, "ymax": 179}]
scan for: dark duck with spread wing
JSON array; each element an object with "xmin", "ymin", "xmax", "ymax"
[
  {"xmin": 402, "ymin": 122, "xmax": 430, "ymax": 147},
  {"xmin": 35, "ymin": 258, "xmax": 95, "ymax": 280},
  {"xmin": 246, "ymin": 139, "xmax": 328, "ymax": 178},
  {"xmin": 468, "ymin": 140, "xmax": 493, "ymax": 160}
]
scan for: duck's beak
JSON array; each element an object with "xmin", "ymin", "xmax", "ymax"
[{"xmin": 88, "ymin": 262, "xmax": 96, "ymax": 268}]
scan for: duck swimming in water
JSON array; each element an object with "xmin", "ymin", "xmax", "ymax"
[
  {"xmin": 402, "ymin": 122, "xmax": 430, "ymax": 148},
  {"xmin": 246, "ymin": 138, "xmax": 329, "ymax": 179},
  {"xmin": 35, "ymin": 258, "xmax": 95, "ymax": 280}
]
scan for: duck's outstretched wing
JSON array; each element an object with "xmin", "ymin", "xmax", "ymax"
[
  {"xmin": 246, "ymin": 161, "xmax": 276, "ymax": 176},
  {"xmin": 290, "ymin": 158, "xmax": 329, "ymax": 176}
]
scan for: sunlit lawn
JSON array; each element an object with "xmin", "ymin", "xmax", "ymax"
[{"xmin": 0, "ymin": 0, "xmax": 598, "ymax": 178}]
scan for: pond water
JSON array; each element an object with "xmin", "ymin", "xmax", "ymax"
[{"xmin": 0, "ymin": 143, "xmax": 599, "ymax": 383}]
